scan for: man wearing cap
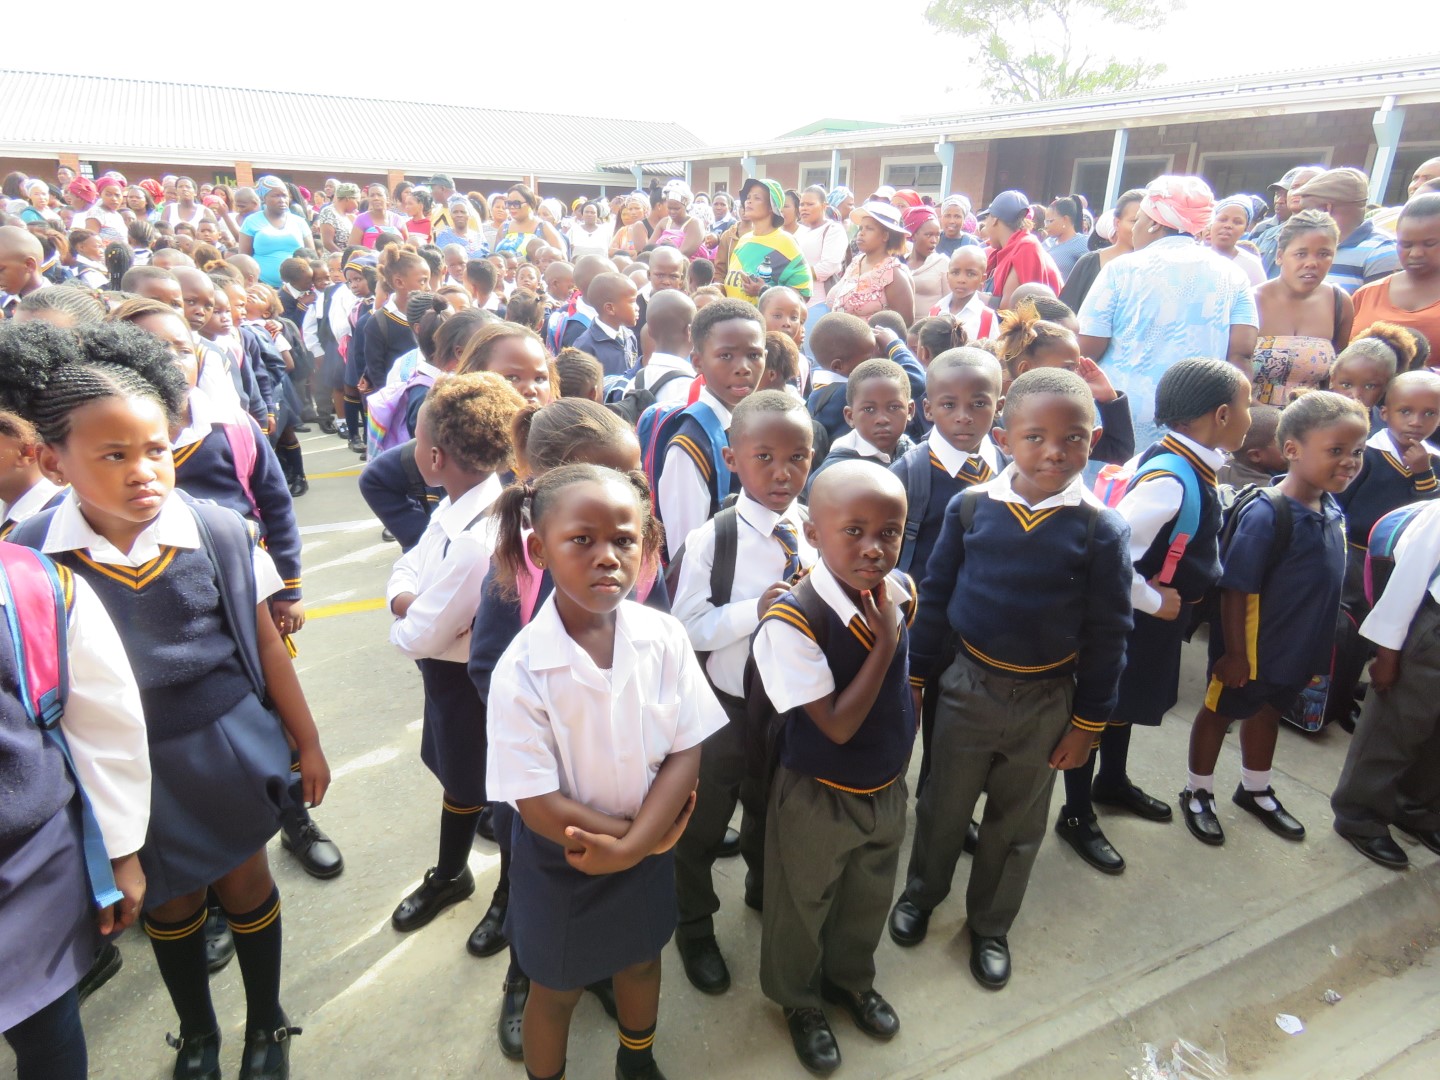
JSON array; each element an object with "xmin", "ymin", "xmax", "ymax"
[
  {"xmin": 1250, "ymin": 165, "xmax": 1319, "ymax": 276},
  {"xmin": 1293, "ymin": 167, "xmax": 1399, "ymax": 293},
  {"xmin": 724, "ymin": 178, "xmax": 813, "ymax": 304},
  {"xmin": 428, "ymin": 174, "xmax": 456, "ymax": 232}
]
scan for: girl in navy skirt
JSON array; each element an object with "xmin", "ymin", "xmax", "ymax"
[
  {"xmin": 1056, "ymin": 359, "xmax": 1253, "ymax": 874},
  {"xmin": 0, "ymin": 535, "xmax": 149, "ymax": 1080},
  {"xmin": 467, "ymin": 399, "xmax": 650, "ymax": 1060},
  {"xmin": 1, "ymin": 321, "xmax": 331, "ymax": 1080},
  {"xmin": 486, "ymin": 463, "xmax": 724, "ymax": 1080},
  {"xmin": 385, "ymin": 371, "xmax": 524, "ymax": 946}
]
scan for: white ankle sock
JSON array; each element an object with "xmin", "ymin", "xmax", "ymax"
[
  {"xmin": 1241, "ymin": 768, "xmax": 1277, "ymax": 810},
  {"xmin": 1187, "ymin": 773, "xmax": 1214, "ymax": 814}
]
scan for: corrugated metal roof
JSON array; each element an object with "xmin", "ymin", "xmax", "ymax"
[{"xmin": 0, "ymin": 70, "xmax": 700, "ymax": 181}]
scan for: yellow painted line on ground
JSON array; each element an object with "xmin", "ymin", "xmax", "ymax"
[
  {"xmin": 308, "ymin": 466, "xmax": 365, "ymax": 480},
  {"xmin": 307, "ymin": 597, "xmax": 387, "ymax": 620}
]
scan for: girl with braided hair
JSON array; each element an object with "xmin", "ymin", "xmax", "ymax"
[{"xmin": 0, "ymin": 320, "xmax": 331, "ymax": 1080}]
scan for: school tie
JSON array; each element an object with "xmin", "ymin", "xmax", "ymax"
[
  {"xmin": 960, "ymin": 455, "xmax": 993, "ymax": 485},
  {"xmin": 773, "ymin": 520, "xmax": 803, "ymax": 582}
]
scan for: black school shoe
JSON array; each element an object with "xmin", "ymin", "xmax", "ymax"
[
  {"xmin": 676, "ymin": 933, "xmax": 731, "ymax": 994},
  {"xmin": 784, "ymin": 1007, "xmax": 841, "ymax": 1075},
  {"xmin": 280, "ymin": 812, "xmax": 344, "ymax": 878},
  {"xmin": 1091, "ymin": 780, "xmax": 1173, "ymax": 822},
  {"xmin": 1180, "ymin": 789, "xmax": 1225, "ymax": 846},
  {"xmin": 166, "ymin": 1029, "xmax": 221, "ymax": 1080},
  {"xmin": 238, "ymin": 1014, "xmax": 301, "ymax": 1080},
  {"xmin": 204, "ymin": 906, "xmax": 235, "ymax": 973},
  {"xmin": 968, "ymin": 932, "xmax": 1010, "ymax": 990},
  {"xmin": 318, "ymin": 417, "xmax": 337, "ymax": 434},
  {"xmin": 76, "ymin": 942, "xmax": 122, "ymax": 1004},
  {"xmin": 287, "ymin": 477, "xmax": 309, "ymax": 498},
  {"xmin": 1395, "ymin": 822, "xmax": 1440, "ymax": 855},
  {"xmin": 497, "ymin": 974, "xmax": 528, "ymax": 1060},
  {"xmin": 887, "ymin": 896, "xmax": 930, "ymax": 947},
  {"xmin": 466, "ymin": 891, "xmax": 509, "ymax": 957},
  {"xmin": 1232, "ymin": 785, "xmax": 1305, "ymax": 841},
  {"xmin": 1340, "ymin": 830, "xmax": 1409, "ymax": 869},
  {"xmin": 392, "ymin": 866, "xmax": 476, "ymax": 932},
  {"xmin": 616, "ymin": 1059, "xmax": 669, "ymax": 1080},
  {"xmin": 1055, "ymin": 813, "xmax": 1125, "ymax": 874},
  {"xmin": 820, "ymin": 980, "xmax": 900, "ymax": 1039}
]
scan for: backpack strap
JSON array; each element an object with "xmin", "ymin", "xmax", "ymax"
[
  {"xmin": 185, "ymin": 496, "xmax": 266, "ymax": 702},
  {"xmin": 218, "ymin": 418, "xmax": 260, "ymax": 517},
  {"xmin": 686, "ymin": 400, "xmax": 732, "ymax": 504},
  {"xmin": 517, "ymin": 540, "xmax": 545, "ymax": 626},
  {"xmin": 1260, "ymin": 487, "xmax": 1293, "ymax": 574},
  {"xmin": 709, "ymin": 504, "xmax": 740, "ymax": 609},
  {"xmin": 1130, "ymin": 452, "xmax": 1202, "ymax": 586},
  {"xmin": 0, "ymin": 544, "xmax": 123, "ymax": 909},
  {"xmin": 894, "ymin": 446, "xmax": 932, "ymax": 576}
]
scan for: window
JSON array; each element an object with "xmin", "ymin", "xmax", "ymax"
[
  {"xmin": 801, "ymin": 166, "xmax": 849, "ymax": 189},
  {"xmin": 707, "ymin": 166, "xmax": 729, "ymax": 195},
  {"xmin": 1382, "ymin": 144, "xmax": 1440, "ymax": 205},
  {"xmin": 883, "ymin": 162, "xmax": 943, "ymax": 192},
  {"xmin": 1196, "ymin": 150, "xmax": 1332, "ymax": 205},
  {"xmin": 1070, "ymin": 156, "xmax": 1172, "ymax": 211}
]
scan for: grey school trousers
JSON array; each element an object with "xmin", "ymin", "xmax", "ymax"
[
  {"xmin": 1332, "ymin": 598, "xmax": 1440, "ymax": 838},
  {"xmin": 904, "ymin": 652, "xmax": 1073, "ymax": 939},
  {"xmin": 760, "ymin": 765, "xmax": 907, "ymax": 1010}
]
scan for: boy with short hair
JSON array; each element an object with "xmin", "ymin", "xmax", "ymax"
[
  {"xmin": 0, "ymin": 226, "xmax": 48, "ymax": 317},
  {"xmin": 806, "ymin": 313, "xmax": 926, "ymax": 444},
  {"xmin": 891, "ymin": 368, "xmax": 1133, "ymax": 990},
  {"xmin": 627, "ymin": 289, "xmax": 696, "ymax": 406},
  {"xmin": 671, "ymin": 390, "xmax": 816, "ymax": 997},
  {"xmin": 1218, "ymin": 403, "xmax": 1285, "ymax": 489},
  {"xmin": 657, "ymin": 298, "xmax": 767, "ymax": 557},
  {"xmin": 810, "ymin": 359, "xmax": 915, "ymax": 485},
  {"xmin": 751, "ymin": 460, "xmax": 915, "ymax": 1074},
  {"xmin": 573, "ymin": 271, "xmax": 640, "ymax": 377}
]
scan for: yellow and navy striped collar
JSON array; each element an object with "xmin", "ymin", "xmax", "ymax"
[
  {"xmin": 978, "ymin": 461, "xmax": 1102, "ymax": 511},
  {"xmin": 38, "ymin": 490, "xmax": 196, "ymax": 568},
  {"xmin": 926, "ymin": 426, "xmax": 1001, "ymax": 479},
  {"xmin": 1368, "ymin": 428, "xmax": 1440, "ymax": 475},
  {"xmin": 1159, "ymin": 431, "xmax": 1223, "ymax": 485}
]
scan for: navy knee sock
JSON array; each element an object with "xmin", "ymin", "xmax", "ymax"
[
  {"xmin": 1061, "ymin": 748, "xmax": 1098, "ymax": 820},
  {"xmin": 1095, "ymin": 723, "xmax": 1133, "ymax": 790},
  {"xmin": 343, "ymin": 392, "xmax": 361, "ymax": 437},
  {"xmin": 278, "ymin": 437, "xmax": 305, "ymax": 480},
  {"xmin": 145, "ymin": 905, "xmax": 217, "ymax": 1036},
  {"xmin": 225, "ymin": 886, "xmax": 285, "ymax": 1033},
  {"xmin": 617, "ymin": 1022, "xmax": 657, "ymax": 1077},
  {"xmin": 3, "ymin": 987, "xmax": 87, "ymax": 1080},
  {"xmin": 437, "ymin": 799, "xmax": 482, "ymax": 880}
]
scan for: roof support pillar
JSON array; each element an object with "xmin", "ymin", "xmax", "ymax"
[
  {"xmin": 829, "ymin": 148, "xmax": 842, "ymax": 190},
  {"xmin": 684, "ymin": 161, "xmax": 692, "ymax": 185},
  {"xmin": 1103, "ymin": 128, "xmax": 1129, "ymax": 213},
  {"xmin": 1370, "ymin": 95, "xmax": 1406, "ymax": 205},
  {"xmin": 934, "ymin": 139, "xmax": 955, "ymax": 198},
  {"xmin": 741, "ymin": 154, "xmax": 757, "ymax": 180},
  {"xmin": 631, "ymin": 165, "xmax": 644, "ymax": 189}
]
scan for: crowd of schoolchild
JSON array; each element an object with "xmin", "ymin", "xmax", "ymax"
[{"xmin": 2, "ymin": 156, "xmax": 1440, "ymax": 1080}]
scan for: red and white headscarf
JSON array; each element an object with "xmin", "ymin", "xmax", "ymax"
[{"xmin": 1140, "ymin": 175, "xmax": 1215, "ymax": 237}]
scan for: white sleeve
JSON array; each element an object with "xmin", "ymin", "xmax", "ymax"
[
  {"xmin": 670, "ymin": 522, "xmax": 761, "ymax": 653},
  {"xmin": 388, "ymin": 534, "xmax": 491, "ymax": 660},
  {"xmin": 1360, "ymin": 511, "xmax": 1440, "ymax": 650},
  {"xmin": 301, "ymin": 302, "xmax": 323, "ymax": 359},
  {"xmin": 59, "ymin": 576, "xmax": 152, "ymax": 857},
  {"xmin": 813, "ymin": 222, "xmax": 847, "ymax": 284},
  {"xmin": 252, "ymin": 545, "xmax": 285, "ymax": 602},
  {"xmin": 385, "ymin": 526, "xmax": 427, "ymax": 605},
  {"xmin": 1116, "ymin": 474, "xmax": 1184, "ymax": 615},
  {"xmin": 753, "ymin": 616, "xmax": 835, "ymax": 715},
  {"xmin": 658, "ymin": 445, "xmax": 713, "ymax": 558},
  {"xmin": 485, "ymin": 652, "xmax": 560, "ymax": 803}
]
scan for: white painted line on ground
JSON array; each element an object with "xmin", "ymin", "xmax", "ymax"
[
  {"xmin": 305, "ymin": 542, "xmax": 394, "ymax": 575},
  {"xmin": 406, "ymin": 718, "xmax": 423, "ymax": 732},
  {"xmin": 331, "ymin": 745, "xmax": 402, "ymax": 781},
  {"xmin": 313, "ymin": 934, "xmax": 421, "ymax": 1016},
  {"xmin": 298, "ymin": 517, "xmax": 381, "ymax": 536}
]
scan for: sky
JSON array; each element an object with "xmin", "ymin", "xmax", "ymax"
[{"xmin": 0, "ymin": 0, "xmax": 1418, "ymax": 149}]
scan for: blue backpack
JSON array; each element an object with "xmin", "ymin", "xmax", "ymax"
[
  {"xmin": 1365, "ymin": 501, "xmax": 1439, "ymax": 606},
  {"xmin": 637, "ymin": 399, "xmax": 729, "ymax": 542},
  {"xmin": 1094, "ymin": 451, "xmax": 1202, "ymax": 586}
]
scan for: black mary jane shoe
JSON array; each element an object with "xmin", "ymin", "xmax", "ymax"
[
  {"xmin": 1232, "ymin": 785, "xmax": 1305, "ymax": 841},
  {"xmin": 1055, "ymin": 813, "xmax": 1126, "ymax": 874},
  {"xmin": 318, "ymin": 416, "xmax": 337, "ymax": 435},
  {"xmin": 1341, "ymin": 830, "xmax": 1409, "ymax": 869},
  {"xmin": 716, "ymin": 825, "xmax": 741, "ymax": 858},
  {"xmin": 204, "ymin": 905, "xmax": 235, "ymax": 973},
  {"xmin": 968, "ymin": 932, "xmax": 1011, "ymax": 991},
  {"xmin": 587, "ymin": 976, "xmax": 619, "ymax": 1020},
  {"xmin": 287, "ymin": 477, "xmax": 309, "ymax": 498},
  {"xmin": 77, "ymin": 942, "xmax": 123, "ymax": 1004},
  {"xmin": 391, "ymin": 866, "xmax": 476, "ymax": 932},
  {"xmin": 676, "ymin": 934, "xmax": 731, "ymax": 994},
  {"xmin": 615, "ymin": 1059, "xmax": 669, "ymax": 1080},
  {"xmin": 1395, "ymin": 822, "xmax": 1440, "ymax": 856},
  {"xmin": 887, "ymin": 896, "xmax": 930, "ymax": 947},
  {"xmin": 166, "ymin": 1029, "xmax": 221, "ymax": 1080},
  {"xmin": 466, "ymin": 892, "xmax": 509, "ymax": 957},
  {"xmin": 820, "ymin": 980, "xmax": 899, "ymax": 1040},
  {"xmin": 1180, "ymin": 789, "xmax": 1225, "ymax": 846},
  {"xmin": 237, "ymin": 1015, "xmax": 301, "ymax": 1080},
  {"xmin": 475, "ymin": 804, "xmax": 496, "ymax": 843},
  {"xmin": 1092, "ymin": 780, "xmax": 1173, "ymax": 822},
  {"xmin": 280, "ymin": 813, "xmax": 344, "ymax": 879},
  {"xmin": 784, "ymin": 1007, "xmax": 841, "ymax": 1075},
  {"xmin": 497, "ymin": 974, "xmax": 529, "ymax": 1060},
  {"xmin": 348, "ymin": 436, "xmax": 366, "ymax": 456}
]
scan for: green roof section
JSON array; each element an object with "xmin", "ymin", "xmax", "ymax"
[{"xmin": 775, "ymin": 118, "xmax": 894, "ymax": 139}]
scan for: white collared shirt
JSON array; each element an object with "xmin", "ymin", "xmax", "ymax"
[
  {"xmin": 632, "ymin": 352, "xmax": 696, "ymax": 406},
  {"xmin": 196, "ymin": 338, "xmax": 244, "ymax": 415},
  {"xmin": 659, "ymin": 388, "xmax": 734, "ymax": 558},
  {"xmin": 588, "ymin": 317, "xmax": 621, "ymax": 342},
  {"xmin": 831, "ymin": 428, "xmax": 892, "ymax": 464},
  {"xmin": 2, "ymin": 477, "xmax": 63, "ymax": 529},
  {"xmin": 1367, "ymin": 427, "xmax": 1440, "ymax": 469},
  {"xmin": 752, "ymin": 559, "xmax": 909, "ymax": 714},
  {"xmin": 926, "ymin": 426, "xmax": 1003, "ymax": 478},
  {"xmin": 385, "ymin": 475, "xmax": 503, "ymax": 662},
  {"xmin": 2, "ymin": 576, "xmax": 151, "ymax": 856},
  {"xmin": 1115, "ymin": 432, "xmax": 1226, "ymax": 614},
  {"xmin": 671, "ymin": 492, "xmax": 815, "ymax": 696},
  {"xmin": 932, "ymin": 292, "xmax": 994, "ymax": 343},
  {"xmin": 1361, "ymin": 501, "xmax": 1440, "ymax": 650},
  {"xmin": 810, "ymin": 369, "xmax": 847, "ymax": 390},
  {"xmin": 173, "ymin": 386, "xmax": 237, "ymax": 452},
  {"xmin": 977, "ymin": 462, "xmax": 1102, "ymax": 510},
  {"xmin": 39, "ymin": 491, "xmax": 283, "ymax": 598},
  {"xmin": 486, "ymin": 598, "xmax": 726, "ymax": 818}
]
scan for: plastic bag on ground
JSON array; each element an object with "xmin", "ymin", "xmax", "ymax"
[{"xmin": 1127, "ymin": 1037, "xmax": 1230, "ymax": 1080}]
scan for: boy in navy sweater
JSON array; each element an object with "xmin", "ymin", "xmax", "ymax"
[
  {"xmin": 752, "ymin": 461, "xmax": 915, "ymax": 1074},
  {"xmin": 809, "ymin": 359, "xmax": 914, "ymax": 487},
  {"xmin": 890, "ymin": 368, "xmax": 1133, "ymax": 990},
  {"xmin": 571, "ymin": 271, "xmax": 640, "ymax": 378},
  {"xmin": 806, "ymin": 313, "xmax": 925, "ymax": 445}
]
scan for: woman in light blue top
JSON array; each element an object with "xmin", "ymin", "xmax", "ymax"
[{"xmin": 239, "ymin": 176, "xmax": 315, "ymax": 286}]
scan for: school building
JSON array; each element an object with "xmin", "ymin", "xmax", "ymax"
[{"xmin": 607, "ymin": 55, "xmax": 1440, "ymax": 212}]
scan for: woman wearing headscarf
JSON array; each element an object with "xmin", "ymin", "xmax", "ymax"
[
  {"xmin": 827, "ymin": 199, "xmax": 914, "ymax": 323},
  {"xmin": 1076, "ymin": 175, "xmax": 1259, "ymax": 447},
  {"xmin": 1207, "ymin": 195, "xmax": 1267, "ymax": 286},
  {"xmin": 936, "ymin": 195, "xmax": 979, "ymax": 257},
  {"xmin": 567, "ymin": 199, "xmax": 613, "ymax": 260},
  {"xmin": 435, "ymin": 197, "xmax": 489, "ymax": 257},
  {"xmin": 827, "ymin": 186, "xmax": 855, "ymax": 236},
  {"xmin": 1060, "ymin": 188, "xmax": 1144, "ymax": 311},
  {"xmin": 903, "ymin": 205, "xmax": 949, "ymax": 316},
  {"xmin": 649, "ymin": 179, "xmax": 704, "ymax": 256},
  {"xmin": 19, "ymin": 179, "xmax": 60, "ymax": 226},
  {"xmin": 979, "ymin": 190, "xmax": 1061, "ymax": 308},
  {"xmin": 240, "ymin": 175, "xmax": 315, "ymax": 286},
  {"xmin": 610, "ymin": 193, "xmax": 651, "ymax": 257},
  {"xmin": 73, "ymin": 178, "xmax": 126, "ymax": 245},
  {"xmin": 318, "ymin": 182, "xmax": 361, "ymax": 253}
]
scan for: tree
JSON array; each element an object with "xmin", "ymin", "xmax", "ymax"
[{"xmin": 925, "ymin": 0, "xmax": 1168, "ymax": 103}]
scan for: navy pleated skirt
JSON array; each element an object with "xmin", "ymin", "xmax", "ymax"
[
  {"xmin": 504, "ymin": 811, "xmax": 677, "ymax": 991},
  {"xmin": 417, "ymin": 658, "xmax": 488, "ymax": 805},
  {"xmin": 1115, "ymin": 609, "xmax": 1190, "ymax": 727},
  {"xmin": 142, "ymin": 692, "xmax": 293, "ymax": 909},
  {"xmin": 0, "ymin": 802, "xmax": 98, "ymax": 1031}
]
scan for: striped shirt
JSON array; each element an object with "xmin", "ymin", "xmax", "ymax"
[{"xmin": 1325, "ymin": 219, "xmax": 1400, "ymax": 295}]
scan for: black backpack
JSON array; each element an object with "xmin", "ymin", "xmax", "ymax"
[
  {"xmin": 1186, "ymin": 484, "xmax": 1293, "ymax": 638},
  {"xmin": 607, "ymin": 368, "xmax": 691, "ymax": 428}
]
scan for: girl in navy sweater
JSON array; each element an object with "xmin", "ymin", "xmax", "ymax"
[{"xmin": 1, "ymin": 321, "xmax": 331, "ymax": 1080}]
